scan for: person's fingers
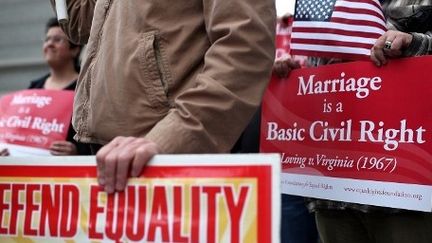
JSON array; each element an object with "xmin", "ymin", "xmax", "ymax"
[
  {"xmin": 371, "ymin": 34, "xmax": 388, "ymax": 66},
  {"xmin": 280, "ymin": 61, "xmax": 290, "ymax": 77},
  {"xmin": 386, "ymin": 35, "xmax": 403, "ymax": 57},
  {"xmin": 95, "ymin": 136, "xmax": 160, "ymax": 193},
  {"xmin": 382, "ymin": 31, "xmax": 397, "ymax": 56},
  {"xmin": 373, "ymin": 30, "xmax": 413, "ymax": 62},
  {"xmin": 384, "ymin": 31, "xmax": 412, "ymax": 57},
  {"xmin": 274, "ymin": 59, "xmax": 292, "ymax": 78},
  {"xmin": 286, "ymin": 59, "xmax": 301, "ymax": 69},
  {"xmin": 0, "ymin": 148, "xmax": 9, "ymax": 156},
  {"xmin": 98, "ymin": 137, "xmax": 137, "ymax": 193},
  {"xmin": 50, "ymin": 142, "xmax": 61, "ymax": 150},
  {"xmin": 130, "ymin": 141, "xmax": 159, "ymax": 178},
  {"xmin": 370, "ymin": 48, "xmax": 380, "ymax": 66},
  {"xmin": 49, "ymin": 141, "xmax": 77, "ymax": 155},
  {"xmin": 50, "ymin": 142, "xmax": 66, "ymax": 155},
  {"xmin": 96, "ymin": 137, "xmax": 125, "ymax": 187},
  {"xmin": 68, "ymin": 143, "xmax": 78, "ymax": 155},
  {"xmin": 102, "ymin": 149, "xmax": 119, "ymax": 194},
  {"xmin": 273, "ymin": 61, "xmax": 287, "ymax": 78},
  {"xmin": 50, "ymin": 150, "xmax": 64, "ymax": 156},
  {"xmin": 114, "ymin": 138, "xmax": 147, "ymax": 191}
]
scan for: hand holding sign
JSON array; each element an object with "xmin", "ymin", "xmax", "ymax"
[
  {"xmin": 371, "ymin": 30, "xmax": 414, "ymax": 66},
  {"xmin": 50, "ymin": 140, "xmax": 77, "ymax": 156},
  {"xmin": 261, "ymin": 56, "xmax": 432, "ymax": 211},
  {"xmin": 96, "ymin": 136, "xmax": 160, "ymax": 193},
  {"xmin": 273, "ymin": 57, "xmax": 301, "ymax": 78},
  {"xmin": 0, "ymin": 148, "xmax": 9, "ymax": 156},
  {"xmin": 0, "ymin": 90, "xmax": 74, "ymax": 156}
]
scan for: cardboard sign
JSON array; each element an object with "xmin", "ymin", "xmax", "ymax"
[
  {"xmin": 0, "ymin": 154, "xmax": 280, "ymax": 242},
  {"xmin": 261, "ymin": 56, "xmax": 432, "ymax": 211},
  {"xmin": 0, "ymin": 89, "xmax": 74, "ymax": 155}
]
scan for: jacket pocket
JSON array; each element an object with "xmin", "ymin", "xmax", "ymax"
[{"xmin": 139, "ymin": 31, "xmax": 172, "ymax": 109}]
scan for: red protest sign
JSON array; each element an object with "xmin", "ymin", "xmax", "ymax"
[
  {"xmin": 261, "ymin": 56, "xmax": 432, "ymax": 211},
  {"xmin": 0, "ymin": 89, "xmax": 74, "ymax": 154},
  {"xmin": 0, "ymin": 154, "xmax": 280, "ymax": 242}
]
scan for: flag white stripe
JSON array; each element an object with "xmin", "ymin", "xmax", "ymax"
[
  {"xmin": 335, "ymin": 1, "xmax": 384, "ymax": 17},
  {"xmin": 291, "ymin": 0, "xmax": 386, "ymax": 59},
  {"xmin": 332, "ymin": 11, "xmax": 386, "ymax": 26},
  {"xmin": 291, "ymin": 32, "xmax": 377, "ymax": 45},
  {"xmin": 291, "ymin": 43, "xmax": 371, "ymax": 55},
  {"xmin": 370, "ymin": 0, "xmax": 382, "ymax": 8},
  {"xmin": 293, "ymin": 21, "xmax": 386, "ymax": 35}
]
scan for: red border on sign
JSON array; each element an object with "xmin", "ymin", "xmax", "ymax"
[{"xmin": 0, "ymin": 164, "xmax": 273, "ymax": 242}]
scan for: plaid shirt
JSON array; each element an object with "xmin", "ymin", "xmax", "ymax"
[
  {"xmin": 307, "ymin": 0, "xmax": 432, "ymax": 213},
  {"xmin": 383, "ymin": 0, "xmax": 432, "ymax": 56}
]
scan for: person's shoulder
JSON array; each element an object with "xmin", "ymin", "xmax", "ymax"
[{"xmin": 28, "ymin": 74, "xmax": 50, "ymax": 89}]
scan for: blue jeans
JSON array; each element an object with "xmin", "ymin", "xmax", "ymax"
[{"xmin": 281, "ymin": 194, "xmax": 318, "ymax": 243}]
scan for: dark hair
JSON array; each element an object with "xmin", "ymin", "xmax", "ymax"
[{"xmin": 46, "ymin": 17, "xmax": 82, "ymax": 72}]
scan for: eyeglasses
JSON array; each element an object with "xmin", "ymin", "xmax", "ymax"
[{"xmin": 44, "ymin": 35, "xmax": 69, "ymax": 44}]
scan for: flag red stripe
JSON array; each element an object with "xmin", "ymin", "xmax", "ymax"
[
  {"xmin": 292, "ymin": 27, "xmax": 382, "ymax": 39},
  {"xmin": 290, "ymin": 38, "xmax": 374, "ymax": 49},
  {"xmin": 331, "ymin": 17, "xmax": 387, "ymax": 31},
  {"xmin": 334, "ymin": 6, "xmax": 385, "ymax": 22},
  {"xmin": 290, "ymin": 49, "xmax": 370, "ymax": 61}
]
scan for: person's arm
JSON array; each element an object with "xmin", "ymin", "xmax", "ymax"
[
  {"xmin": 402, "ymin": 31, "xmax": 432, "ymax": 56},
  {"xmin": 96, "ymin": 0, "xmax": 276, "ymax": 193},
  {"xmin": 49, "ymin": 0, "xmax": 96, "ymax": 44},
  {"xmin": 371, "ymin": 30, "xmax": 432, "ymax": 66},
  {"xmin": 145, "ymin": 0, "xmax": 276, "ymax": 153}
]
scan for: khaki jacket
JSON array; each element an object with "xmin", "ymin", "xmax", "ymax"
[{"xmin": 52, "ymin": 0, "xmax": 276, "ymax": 153}]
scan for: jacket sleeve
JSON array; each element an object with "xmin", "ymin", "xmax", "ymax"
[
  {"xmin": 49, "ymin": 0, "xmax": 96, "ymax": 44},
  {"xmin": 145, "ymin": 0, "xmax": 276, "ymax": 153},
  {"xmin": 403, "ymin": 31, "xmax": 432, "ymax": 56}
]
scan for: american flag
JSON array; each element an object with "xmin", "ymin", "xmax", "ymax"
[{"xmin": 290, "ymin": 0, "xmax": 387, "ymax": 60}]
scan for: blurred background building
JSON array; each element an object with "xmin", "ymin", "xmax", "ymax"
[
  {"xmin": 0, "ymin": 0, "xmax": 53, "ymax": 95},
  {"xmin": 0, "ymin": 0, "xmax": 295, "ymax": 95}
]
